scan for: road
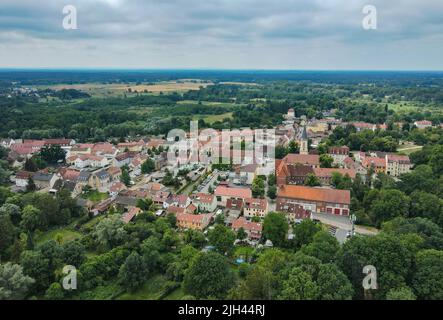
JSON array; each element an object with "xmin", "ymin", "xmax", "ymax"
[{"xmin": 311, "ymin": 212, "xmax": 378, "ymax": 236}]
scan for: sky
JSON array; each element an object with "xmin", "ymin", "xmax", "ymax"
[{"xmin": 0, "ymin": 0, "xmax": 442, "ymax": 70}]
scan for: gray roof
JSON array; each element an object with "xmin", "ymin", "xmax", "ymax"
[
  {"xmin": 78, "ymin": 171, "xmax": 91, "ymax": 181},
  {"xmin": 114, "ymin": 196, "xmax": 138, "ymax": 207},
  {"xmin": 32, "ymin": 173, "xmax": 53, "ymax": 181},
  {"xmin": 95, "ymin": 170, "xmax": 110, "ymax": 179}
]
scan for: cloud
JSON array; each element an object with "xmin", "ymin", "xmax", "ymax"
[{"xmin": 0, "ymin": 0, "xmax": 442, "ymax": 69}]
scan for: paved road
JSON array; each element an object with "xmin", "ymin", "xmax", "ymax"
[
  {"xmin": 199, "ymin": 171, "xmax": 220, "ymax": 194},
  {"xmin": 312, "ymin": 212, "xmax": 378, "ymax": 236}
]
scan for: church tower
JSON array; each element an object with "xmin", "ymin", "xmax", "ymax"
[{"xmin": 299, "ymin": 124, "xmax": 309, "ymax": 155}]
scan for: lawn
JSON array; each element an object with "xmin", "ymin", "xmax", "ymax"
[
  {"xmin": 82, "ymin": 190, "xmax": 109, "ymax": 202},
  {"xmin": 162, "ymin": 287, "xmax": 186, "ymax": 300},
  {"xmin": 397, "ymin": 142, "xmax": 423, "ymax": 155},
  {"xmin": 116, "ymin": 274, "xmax": 176, "ymax": 300},
  {"xmin": 193, "ymin": 112, "xmax": 233, "ymax": 124},
  {"xmin": 34, "ymin": 227, "xmax": 82, "ymax": 245}
]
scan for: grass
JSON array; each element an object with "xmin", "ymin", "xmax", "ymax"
[
  {"xmin": 193, "ymin": 112, "xmax": 233, "ymax": 124},
  {"xmin": 82, "ymin": 190, "xmax": 109, "ymax": 202},
  {"xmin": 163, "ymin": 287, "xmax": 186, "ymax": 300},
  {"xmin": 116, "ymin": 274, "xmax": 172, "ymax": 300},
  {"xmin": 34, "ymin": 227, "xmax": 82, "ymax": 245},
  {"xmin": 397, "ymin": 142, "xmax": 423, "ymax": 155}
]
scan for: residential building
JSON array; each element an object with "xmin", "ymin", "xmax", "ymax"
[
  {"xmin": 414, "ymin": 120, "xmax": 433, "ymax": 129},
  {"xmin": 231, "ymin": 217, "xmax": 262, "ymax": 240},
  {"xmin": 277, "ymin": 185, "xmax": 351, "ymax": 216},
  {"xmin": 190, "ymin": 193, "xmax": 217, "ymax": 213},
  {"xmin": 214, "ymin": 185, "xmax": 252, "ymax": 207},
  {"xmin": 328, "ymin": 146, "xmax": 350, "ymax": 166},
  {"xmin": 386, "ymin": 154, "xmax": 412, "ymax": 177},
  {"xmin": 176, "ymin": 212, "xmax": 213, "ymax": 230},
  {"xmin": 243, "ymin": 198, "xmax": 269, "ymax": 218},
  {"xmin": 312, "ymin": 168, "xmax": 357, "ymax": 185},
  {"xmin": 282, "ymin": 154, "xmax": 320, "ymax": 168}
]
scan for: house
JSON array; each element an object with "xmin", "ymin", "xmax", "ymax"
[
  {"xmin": 351, "ymin": 122, "xmax": 376, "ymax": 132},
  {"xmin": 58, "ymin": 168, "xmax": 81, "ymax": 182},
  {"xmin": 91, "ymin": 198, "xmax": 114, "ymax": 216},
  {"xmin": 276, "ymin": 160, "xmax": 314, "ymax": 185},
  {"xmin": 92, "ymin": 170, "xmax": 111, "ymax": 192},
  {"xmin": 386, "ymin": 154, "xmax": 412, "ymax": 177},
  {"xmin": 282, "ymin": 154, "xmax": 320, "ymax": 168},
  {"xmin": 110, "ymin": 182, "xmax": 127, "ymax": 197},
  {"xmin": 0, "ymin": 138, "xmax": 16, "ymax": 148},
  {"xmin": 67, "ymin": 154, "xmax": 108, "ymax": 169},
  {"xmin": 225, "ymin": 198, "xmax": 244, "ymax": 216},
  {"xmin": 165, "ymin": 194, "xmax": 191, "ymax": 209},
  {"xmin": 414, "ymin": 120, "xmax": 433, "ymax": 129},
  {"xmin": 312, "ymin": 168, "xmax": 357, "ymax": 185},
  {"xmin": 92, "ymin": 142, "xmax": 118, "ymax": 158},
  {"xmin": 231, "ymin": 164, "xmax": 258, "ymax": 185},
  {"xmin": 214, "ymin": 185, "xmax": 252, "ymax": 207},
  {"xmin": 328, "ymin": 146, "xmax": 350, "ymax": 166},
  {"xmin": 15, "ymin": 171, "xmax": 33, "ymax": 188},
  {"xmin": 190, "ymin": 193, "xmax": 217, "ymax": 213},
  {"xmin": 362, "ymin": 157, "xmax": 386, "ymax": 174},
  {"xmin": 176, "ymin": 212, "xmax": 213, "ymax": 230},
  {"xmin": 76, "ymin": 171, "xmax": 94, "ymax": 190},
  {"xmin": 285, "ymin": 205, "xmax": 311, "ymax": 223},
  {"xmin": 32, "ymin": 172, "xmax": 58, "ymax": 190},
  {"xmin": 231, "ymin": 217, "xmax": 262, "ymax": 240},
  {"xmin": 153, "ymin": 191, "xmax": 171, "ymax": 206},
  {"xmin": 277, "ymin": 185, "xmax": 351, "ymax": 216},
  {"xmin": 107, "ymin": 166, "xmax": 122, "ymax": 182},
  {"xmin": 117, "ymin": 140, "xmax": 145, "ymax": 152},
  {"xmin": 114, "ymin": 152, "xmax": 137, "ymax": 167},
  {"xmin": 122, "ymin": 207, "xmax": 142, "ymax": 223},
  {"xmin": 243, "ymin": 198, "xmax": 268, "ymax": 218},
  {"xmin": 343, "ymin": 157, "xmax": 367, "ymax": 176}
]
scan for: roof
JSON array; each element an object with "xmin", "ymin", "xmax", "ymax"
[
  {"xmin": 95, "ymin": 170, "xmax": 110, "ymax": 179},
  {"xmin": 232, "ymin": 217, "xmax": 262, "ymax": 233},
  {"xmin": 16, "ymin": 171, "xmax": 33, "ymax": 179},
  {"xmin": 226, "ymin": 198, "xmax": 244, "ymax": 210},
  {"xmin": 107, "ymin": 166, "xmax": 122, "ymax": 176},
  {"xmin": 278, "ymin": 185, "xmax": 351, "ymax": 205},
  {"xmin": 59, "ymin": 168, "xmax": 80, "ymax": 181},
  {"xmin": 32, "ymin": 172, "xmax": 54, "ymax": 182},
  {"xmin": 176, "ymin": 212, "xmax": 211, "ymax": 224},
  {"xmin": 244, "ymin": 198, "xmax": 268, "ymax": 211},
  {"xmin": 122, "ymin": 207, "xmax": 142, "ymax": 223},
  {"xmin": 328, "ymin": 146, "xmax": 350, "ymax": 155},
  {"xmin": 386, "ymin": 154, "xmax": 411, "ymax": 164},
  {"xmin": 191, "ymin": 193, "xmax": 215, "ymax": 204},
  {"xmin": 44, "ymin": 139, "xmax": 72, "ymax": 145},
  {"xmin": 283, "ymin": 154, "xmax": 320, "ymax": 166},
  {"xmin": 301, "ymin": 125, "xmax": 308, "ymax": 140},
  {"xmin": 362, "ymin": 157, "xmax": 386, "ymax": 168},
  {"xmin": 214, "ymin": 186, "xmax": 252, "ymax": 199},
  {"xmin": 78, "ymin": 171, "xmax": 91, "ymax": 181},
  {"xmin": 110, "ymin": 182, "xmax": 126, "ymax": 193},
  {"xmin": 114, "ymin": 196, "xmax": 138, "ymax": 207}
]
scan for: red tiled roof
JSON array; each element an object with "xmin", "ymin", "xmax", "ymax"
[
  {"xmin": 244, "ymin": 198, "xmax": 268, "ymax": 211},
  {"xmin": 122, "ymin": 207, "xmax": 142, "ymax": 223},
  {"xmin": 214, "ymin": 186, "xmax": 252, "ymax": 199},
  {"xmin": 278, "ymin": 185, "xmax": 351, "ymax": 205},
  {"xmin": 313, "ymin": 168, "xmax": 356, "ymax": 179},
  {"xmin": 283, "ymin": 154, "xmax": 320, "ymax": 166},
  {"xmin": 191, "ymin": 193, "xmax": 215, "ymax": 204},
  {"xmin": 232, "ymin": 217, "xmax": 262, "ymax": 234}
]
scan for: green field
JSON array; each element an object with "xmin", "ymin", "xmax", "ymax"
[
  {"xmin": 116, "ymin": 274, "xmax": 178, "ymax": 300},
  {"xmin": 34, "ymin": 227, "xmax": 82, "ymax": 245}
]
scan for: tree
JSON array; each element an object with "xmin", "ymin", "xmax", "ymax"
[
  {"xmin": 237, "ymin": 227, "xmax": 247, "ymax": 241},
  {"xmin": 252, "ymin": 176, "xmax": 265, "ymax": 198},
  {"xmin": 228, "ymin": 266, "xmax": 274, "ymax": 300},
  {"xmin": 293, "ymin": 219, "xmax": 321, "ymax": 249},
  {"xmin": 24, "ymin": 158, "xmax": 38, "ymax": 172},
  {"xmin": 263, "ymin": 212, "xmax": 288, "ymax": 247},
  {"xmin": 39, "ymin": 145, "xmax": 66, "ymax": 164},
  {"xmin": 26, "ymin": 176, "xmax": 36, "ymax": 192},
  {"xmin": 316, "ymin": 264, "xmax": 353, "ymax": 300},
  {"xmin": 302, "ymin": 231, "xmax": 340, "ymax": 263},
  {"xmin": 0, "ymin": 203, "xmax": 22, "ymax": 226},
  {"xmin": 208, "ymin": 224, "xmax": 236, "ymax": 255},
  {"xmin": 0, "ymin": 214, "xmax": 15, "ymax": 255},
  {"xmin": 94, "ymin": 215, "xmax": 127, "ymax": 249},
  {"xmin": 409, "ymin": 191, "xmax": 443, "ymax": 227},
  {"xmin": 44, "ymin": 282, "xmax": 65, "ymax": 300},
  {"xmin": 319, "ymin": 154, "xmax": 334, "ymax": 168},
  {"xmin": 184, "ymin": 229, "xmax": 207, "ymax": 249},
  {"xmin": 20, "ymin": 205, "xmax": 45, "ymax": 232},
  {"xmin": 0, "ymin": 262, "xmax": 34, "ymax": 300},
  {"xmin": 141, "ymin": 158, "xmax": 155, "ymax": 174},
  {"xmin": 277, "ymin": 267, "xmax": 318, "ymax": 300},
  {"xmin": 183, "ymin": 252, "xmax": 235, "ymax": 299},
  {"xmin": 305, "ymin": 173, "xmax": 320, "ymax": 187},
  {"xmin": 118, "ymin": 252, "xmax": 147, "ymax": 292},
  {"xmin": 386, "ymin": 287, "xmax": 416, "ymax": 300},
  {"xmin": 61, "ymin": 240, "xmax": 86, "ymax": 267},
  {"xmin": 267, "ymin": 185, "xmax": 277, "ymax": 199},
  {"xmin": 367, "ymin": 189, "xmax": 410, "ymax": 228},
  {"xmin": 120, "ymin": 167, "xmax": 131, "ymax": 187},
  {"xmin": 20, "ymin": 250, "xmax": 51, "ymax": 292},
  {"xmin": 412, "ymin": 249, "xmax": 443, "ymax": 300}
]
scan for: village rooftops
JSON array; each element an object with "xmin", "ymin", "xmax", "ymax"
[
  {"xmin": 283, "ymin": 154, "xmax": 320, "ymax": 166},
  {"xmin": 313, "ymin": 167, "xmax": 357, "ymax": 179},
  {"xmin": 244, "ymin": 198, "xmax": 268, "ymax": 211},
  {"xmin": 191, "ymin": 193, "xmax": 215, "ymax": 204},
  {"xmin": 278, "ymin": 185, "xmax": 351, "ymax": 205},
  {"xmin": 214, "ymin": 186, "xmax": 252, "ymax": 199}
]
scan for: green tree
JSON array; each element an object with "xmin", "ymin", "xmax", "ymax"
[
  {"xmin": 319, "ymin": 154, "xmax": 334, "ymax": 168},
  {"xmin": 141, "ymin": 158, "xmax": 155, "ymax": 174},
  {"xmin": 386, "ymin": 286, "xmax": 416, "ymax": 300},
  {"xmin": 120, "ymin": 167, "xmax": 131, "ymax": 187},
  {"xmin": 20, "ymin": 205, "xmax": 45, "ymax": 232},
  {"xmin": 183, "ymin": 252, "xmax": 235, "ymax": 299},
  {"xmin": 302, "ymin": 231, "xmax": 340, "ymax": 263},
  {"xmin": 237, "ymin": 227, "xmax": 247, "ymax": 241},
  {"xmin": 118, "ymin": 252, "xmax": 147, "ymax": 292},
  {"xmin": 267, "ymin": 185, "xmax": 277, "ymax": 199},
  {"xmin": 367, "ymin": 189, "xmax": 410, "ymax": 228},
  {"xmin": 44, "ymin": 282, "xmax": 65, "ymax": 300},
  {"xmin": 0, "ymin": 214, "xmax": 15, "ymax": 255},
  {"xmin": 263, "ymin": 212, "xmax": 288, "ymax": 247},
  {"xmin": 316, "ymin": 263, "xmax": 353, "ymax": 300},
  {"xmin": 0, "ymin": 262, "xmax": 34, "ymax": 300},
  {"xmin": 277, "ymin": 267, "xmax": 318, "ymax": 300},
  {"xmin": 305, "ymin": 173, "xmax": 320, "ymax": 187},
  {"xmin": 412, "ymin": 249, "xmax": 443, "ymax": 300},
  {"xmin": 293, "ymin": 219, "xmax": 321, "ymax": 249},
  {"xmin": 208, "ymin": 224, "xmax": 236, "ymax": 255},
  {"xmin": 94, "ymin": 215, "xmax": 127, "ymax": 249}
]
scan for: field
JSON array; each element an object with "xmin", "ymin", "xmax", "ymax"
[
  {"xmin": 34, "ymin": 227, "xmax": 82, "ymax": 245},
  {"xmin": 397, "ymin": 142, "xmax": 423, "ymax": 155},
  {"xmin": 35, "ymin": 80, "xmax": 213, "ymax": 98},
  {"xmin": 116, "ymin": 274, "xmax": 181, "ymax": 300}
]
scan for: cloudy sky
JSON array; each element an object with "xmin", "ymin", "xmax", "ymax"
[{"xmin": 0, "ymin": 0, "xmax": 442, "ymax": 70}]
